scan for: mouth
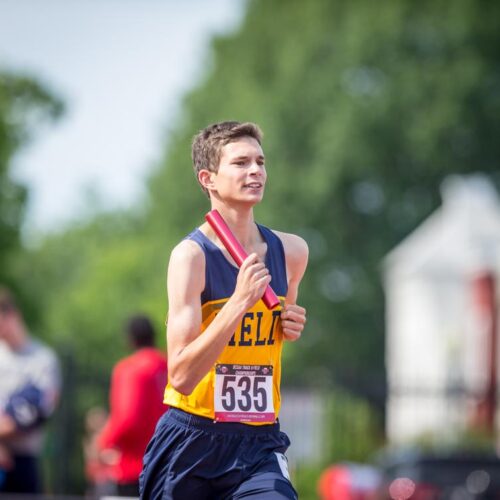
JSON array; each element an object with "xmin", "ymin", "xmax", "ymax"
[{"xmin": 243, "ymin": 182, "xmax": 263, "ymax": 189}]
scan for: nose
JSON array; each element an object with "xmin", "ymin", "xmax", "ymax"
[{"xmin": 249, "ymin": 161, "xmax": 264, "ymax": 176}]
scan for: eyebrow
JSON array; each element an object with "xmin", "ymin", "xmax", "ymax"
[{"xmin": 231, "ymin": 154, "xmax": 265, "ymax": 161}]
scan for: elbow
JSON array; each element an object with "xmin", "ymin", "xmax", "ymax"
[
  {"xmin": 173, "ymin": 382, "xmax": 195, "ymax": 396},
  {"xmin": 168, "ymin": 372, "xmax": 196, "ymax": 396}
]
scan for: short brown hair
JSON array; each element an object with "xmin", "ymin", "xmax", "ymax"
[
  {"xmin": 0, "ymin": 286, "xmax": 17, "ymax": 315},
  {"xmin": 192, "ymin": 121, "xmax": 263, "ymax": 195}
]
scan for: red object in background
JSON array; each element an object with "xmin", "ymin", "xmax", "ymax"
[
  {"xmin": 470, "ymin": 271, "xmax": 498, "ymax": 433},
  {"xmin": 318, "ymin": 465, "xmax": 351, "ymax": 500},
  {"xmin": 97, "ymin": 348, "xmax": 168, "ymax": 484},
  {"xmin": 318, "ymin": 463, "xmax": 381, "ymax": 500},
  {"xmin": 205, "ymin": 209, "xmax": 280, "ymax": 309}
]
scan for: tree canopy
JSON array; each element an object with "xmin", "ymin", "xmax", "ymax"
[{"xmin": 0, "ymin": 72, "xmax": 62, "ymax": 300}]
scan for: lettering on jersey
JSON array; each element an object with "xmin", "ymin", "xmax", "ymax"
[
  {"xmin": 228, "ymin": 310, "xmax": 281, "ymax": 347},
  {"xmin": 239, "ymin": 312, "xmax": 253, "ymax": 346},
  {"xmin": 267, "ymin": 310, "xmax": 281, "ymax": 346},
  {"xmin": 254, "ymin": 312, "xmax": 265, "ymax": 345}
]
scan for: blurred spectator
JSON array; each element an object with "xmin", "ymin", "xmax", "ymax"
[
  {"xmin": 0, "ymin": 286, "xmax": 61, "ymax": 494},
  {"xmin": 97, "ymin": 314, "xmax": 168, "ymax": 497}
]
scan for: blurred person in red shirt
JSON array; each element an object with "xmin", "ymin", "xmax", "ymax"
[{"xmin": 97, "ymin": 314, "xmax": 168, "ymax": 497}]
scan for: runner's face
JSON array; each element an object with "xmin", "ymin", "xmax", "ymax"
[{"xmin": 212, "ymin": 137, "xmax": 266, "ymax": 204}]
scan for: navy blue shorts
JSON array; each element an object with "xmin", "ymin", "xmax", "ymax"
[{"xmin": 140, "ymin": 407, "xmax": 297, "ymax": 500}]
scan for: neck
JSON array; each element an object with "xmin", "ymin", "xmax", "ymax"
[{"xmin": 209, "ymin": 201, "xmax": 256, "ymax": 248}]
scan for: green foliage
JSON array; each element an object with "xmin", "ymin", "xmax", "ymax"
[
  {"xmin": 324, "ymin": 388, "xmax": 384, "ymax": 464},
  {"xmin": 18, "ymin": 213, "xmax": 167, "ymax": 362},
  {"xmin": 0, "ymin": 72, "xmax": 63, "ymax": 291},
  {"xmin": 292, "ymin": 464, "xmax": 324, "ymax": 500}
]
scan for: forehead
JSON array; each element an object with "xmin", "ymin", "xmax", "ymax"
[{"xmin": 220, "ymin": 136, "xmax": 264, "ymax": 160}]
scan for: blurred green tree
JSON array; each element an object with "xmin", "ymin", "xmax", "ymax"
[{"xmin": 0, "ymin": 72, "xmax": 63, "ymax": 296}]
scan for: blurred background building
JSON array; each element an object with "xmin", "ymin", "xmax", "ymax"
[{"xmin": 385, "ymin": 174, "xmax": 500, "ymax": 444}]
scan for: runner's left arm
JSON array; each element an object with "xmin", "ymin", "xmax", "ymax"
[{"xmin": 276, "ymin": 232, "xmax": 308, "ymax": 341}]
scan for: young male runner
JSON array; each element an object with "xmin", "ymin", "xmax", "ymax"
[{"xmin": 140, "ymin": 121, "xmax": 308, "ymax": 499}]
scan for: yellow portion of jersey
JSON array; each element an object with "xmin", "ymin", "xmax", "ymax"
[{"xmin": 164, "ymin": 297, "xmax": 285, "ymax": 425}]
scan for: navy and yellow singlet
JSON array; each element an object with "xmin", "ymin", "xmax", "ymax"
[{"xmin": 163, "ymin": 224, "xmax": 288, "ymax": 425}]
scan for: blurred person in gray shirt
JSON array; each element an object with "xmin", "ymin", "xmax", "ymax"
[{"xmin": 0, "ymin": 286, "xmax": 61, "ymax": 494}]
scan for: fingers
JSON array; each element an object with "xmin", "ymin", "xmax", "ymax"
[
  {"xmin": 281, "ymin": 304, "xmax": 306, "ymax": 342},
  {"xmin": 253, "ymin": 270, "xmax": 272, "ymax": 292},
  {"xmin": 241, "ymin": 253, "xmax": 270, "ymax": 284},
  {"xmin": 282, "ymin": 328, "xmax": 302, "ymax": 341},
  {"xmin": 282, "ymin": 321, "xmax": 303, "ymax": 341},
  {"xmin": 281, "ymin": 305, "xmax": 306, "ymax": 324},
  {"xmin": 241, "ymin": 252, "xmax": 261, "ymax": 269},
  {"xmin": 252, "ymin": 265, "xmax": 270, "ymax": 280},
  {"xmin": 234, "ymin": 253, "xmax": 272, "ymax": 308}
]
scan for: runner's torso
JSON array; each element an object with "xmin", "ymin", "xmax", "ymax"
[{"xmin": 163, "ymin": 224, "xmax": 288, "ymax": 424}]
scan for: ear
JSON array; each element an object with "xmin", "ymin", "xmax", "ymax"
[{"xmin": 198, "ymin": 169, "xmax": 216, "ymax": 192}]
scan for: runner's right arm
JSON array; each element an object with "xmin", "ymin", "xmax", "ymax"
[{"xmin": 166, "ymin": 239, "xmax": 271, "ymax": 395}]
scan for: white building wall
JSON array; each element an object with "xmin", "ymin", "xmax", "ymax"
[
  {"xmin": 386, "ymin": 275, "xmax": 454, "ymax": 442},
  {"xmin": 384, "ymin": 174, "xmax": 500, "ymax": 444}
]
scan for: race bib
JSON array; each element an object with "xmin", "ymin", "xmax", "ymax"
[{"xmin": 214, "ymin": 364, "xmax": 275, "ymax": 423}]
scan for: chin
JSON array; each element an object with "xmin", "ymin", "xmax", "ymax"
[
  {"xmin": 245, "ymin": 191, "xmax": 265, "ymax": 201},
  {"xmin": 244, "ymin": 196, "xmax": 264, "ymax": 206},
  {"xmin": 233, "ymin": 194, "xmax": 264, "ymax": 205}
]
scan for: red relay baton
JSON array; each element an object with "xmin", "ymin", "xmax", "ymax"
[{"xmin": 205, "ymin": 209, "xmax": 280, "ymax": 310}]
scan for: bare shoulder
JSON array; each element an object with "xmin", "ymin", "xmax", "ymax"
[
  {"xmin": 167, "ymin": 238, "xmax": 206, "ymax": 297},
  {"xmin": 169, "ymin": 238, "xmax": 205, "ymax": 267},
  {"xmin": 272, "ymin": 230, "xmax": 309, "ymax": 281},
  {"xmin": 273, "ymin": 230, "xmax": 309, "ymax": 261}
]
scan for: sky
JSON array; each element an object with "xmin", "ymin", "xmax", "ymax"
[{"xmin": 0, "ymin": 0, "xmax": 245, "ymax": 235}]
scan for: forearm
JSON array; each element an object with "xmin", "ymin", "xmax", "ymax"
[{"xmin": 169, "ymin": 296, "xmax": 249, "ymax": 395}]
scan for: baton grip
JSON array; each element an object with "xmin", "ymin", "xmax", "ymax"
[{"xmin": 205, "ymin": 209, "xmax": 280, "ymax": 310}]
